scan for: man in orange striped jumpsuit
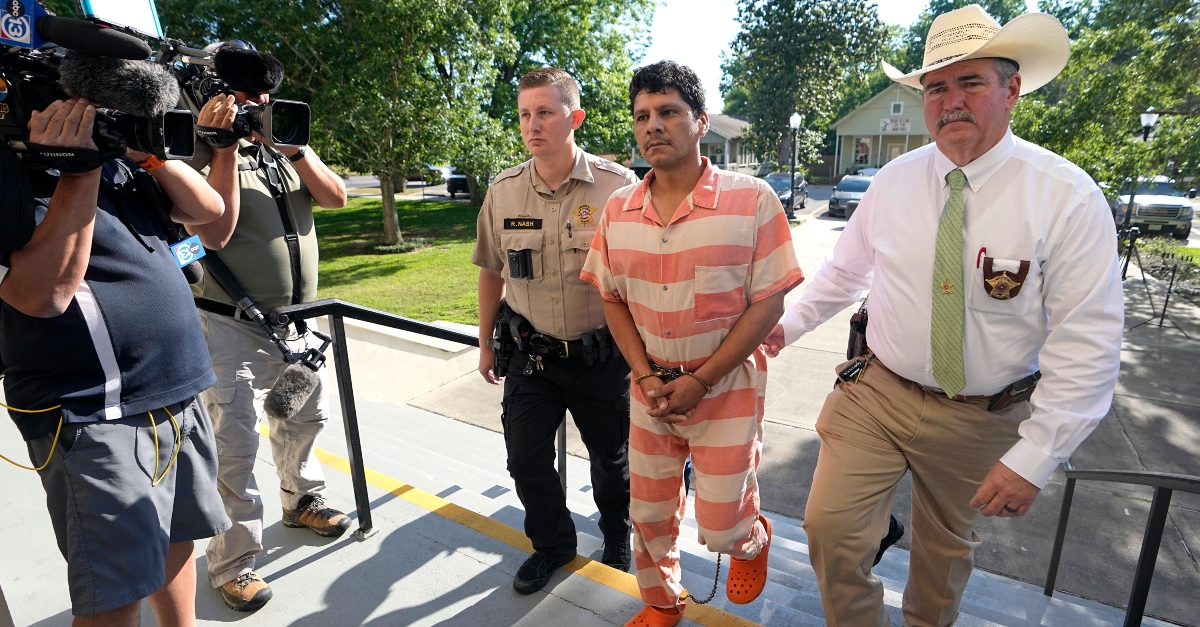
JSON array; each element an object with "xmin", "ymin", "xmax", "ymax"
[{"xmin": 581, "ymin": 61, "xmax": 803, "ymax": 627}]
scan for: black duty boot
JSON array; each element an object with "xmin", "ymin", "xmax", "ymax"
[
  {"xmin": 601, "ymin": 534, "xmax": 632, "ymax": 572},
  {"xmin": 513, "ymin": 551, "xmax": 573, "ymax": 594}
]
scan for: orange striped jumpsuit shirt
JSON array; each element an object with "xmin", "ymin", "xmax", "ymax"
[{"xmin": 581, "ymin": 159, "xmax": 803, "ymax": 608}]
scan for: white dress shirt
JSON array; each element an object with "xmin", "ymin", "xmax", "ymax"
[{"xmin": 780, "ymin": 129, "xmax": 1124, "ymax": 488}]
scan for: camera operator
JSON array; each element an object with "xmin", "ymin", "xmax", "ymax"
[
  {"xmin": 184, "ymin": 42, "xmax": 347, "ymax": 612},
  {"xmin": 0, "ymin": 96, "xmax": 229, "ymax": 627}
]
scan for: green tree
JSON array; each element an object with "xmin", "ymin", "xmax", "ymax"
[
  {"xmin": 447, "ymin": 0, "xmax": 654, "ymax": 204},
  {"xmin": 1011, "ymin": 0, "xmax": 1200, "ymax": 192},
  {"xmin": 158, "ymin": 0, "xmax": 509, "ymax": 246},
  {"xmin": 722, "ymin": 0, "xmax": 888, "ymax": 167}
]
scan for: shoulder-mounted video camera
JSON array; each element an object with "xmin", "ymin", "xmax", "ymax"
[
  {"xmin": 171, "ymin": 39, "xmax": 310, "ymax": 149},
  {"xmin": 1, "ymin": 0, "xmax": 196, "ymax": 172}
]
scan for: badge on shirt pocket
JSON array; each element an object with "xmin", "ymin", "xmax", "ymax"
[{"xmin": 982, "ymin": 257, "xmax": 1030, "ymax": 300}]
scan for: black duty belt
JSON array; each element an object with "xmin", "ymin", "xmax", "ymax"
[{"xmin": 527, "ymin": 332, "xmax": 592, "ymax": 359}]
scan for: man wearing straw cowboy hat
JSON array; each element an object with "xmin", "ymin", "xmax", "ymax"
[{"xmin": 762, "ymin": 4, "xmax": 1124, "ymax": 625}]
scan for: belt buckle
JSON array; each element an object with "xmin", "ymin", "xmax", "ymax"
[{"xmin": 559, "ymin": 339, "xmax": 570, "ymax": 358}]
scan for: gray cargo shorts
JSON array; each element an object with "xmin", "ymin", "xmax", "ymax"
[{"xmin": 27, "ymin": 395, "xmax": 231, "ymax": 616}]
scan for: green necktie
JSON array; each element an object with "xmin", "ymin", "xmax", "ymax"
[{"xmin": 931, "ymin": 168, "xmax": 967, "ymax": 397}]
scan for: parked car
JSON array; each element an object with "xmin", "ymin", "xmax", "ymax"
[
  {"xmin": 828, "ymin": 175, "xmax": 872, "ymax": 219},
  {"xmin": 407, "ymin": 163, "xmax": 448, "ymax": 184},
  {"xmin": 755, "ymin": 161, "xmax": 780, "ymax": 178},
  {"xmin": 853, "ymin": 167, "xmax": 882, "ymax": 177},
  {"xmin": 446, "ymin": 168, "xmax": 469, "ymax": 199},
  {"xmin": 1114, "ymin": 176, "xmax": 1196, "ymax": 239},
  {"xmin": 763, "ymin": 171, "xmax": 808, "ymax": 216}
]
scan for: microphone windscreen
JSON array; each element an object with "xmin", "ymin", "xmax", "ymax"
[
  {"xmin": 36, "ymin": 16, "xmax": 152, "ymax": 60},
  {"xmin": 264, "ymin": 362, "xmax": 319, "ymax": 422},
  {"xmin": 213, "ymin": 46, "xmax": 285, "ymax": 94},
  {"xmin": 59, "ymin": 52, "xmax": 179, "ymax": 118},
  {"xmin": 182, "ymin": 261, "xmax": 204, "ymax": 284}
]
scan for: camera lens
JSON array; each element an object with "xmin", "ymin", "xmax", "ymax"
[{"xmin": 266, "ymin": 101, "xmax": 310, "ymax": 147}]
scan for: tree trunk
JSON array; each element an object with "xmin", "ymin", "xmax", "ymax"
[
  {"xmin": 380, "ymin": 172, "xmax": 403, "ymax": 246},
  {"xmin": 468, "ymin": 174, "xmax": 486, "ymax": 206},
  {"xmin": 393, "ymin": 174, "xmax": 407, "ymax": 193}
]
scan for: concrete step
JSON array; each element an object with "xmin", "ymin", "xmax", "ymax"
[{"xmin": 323, "ymin": 401, "xmax": 1163, "ymax": 627}]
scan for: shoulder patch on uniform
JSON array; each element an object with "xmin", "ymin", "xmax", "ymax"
[
  {"xmin": 491, "ymin": 160, "xmax": 531, "ymax": 185},
  {"xmin": 592, "ymin": 158, "xmax": 630, "ymax": 177}
]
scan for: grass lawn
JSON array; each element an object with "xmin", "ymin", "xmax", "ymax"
[{"xmin": 313, "ymin": 197, "xmax": 480, "ymax": 325}]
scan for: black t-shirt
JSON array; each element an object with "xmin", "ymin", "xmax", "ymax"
[{"xmin": 0, "ymin": 159, "xmax": 216, "ymax": 440}]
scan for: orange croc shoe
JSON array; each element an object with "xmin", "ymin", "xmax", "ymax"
[
  {"xmin": 624, "ymin": 604, "xmax": 684, "ymax": 627},
  {"xmin": 725, "ymin": 514, "xmax": 772, "ymax": 604}
]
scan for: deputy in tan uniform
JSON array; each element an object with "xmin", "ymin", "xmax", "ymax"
[{"xmin": 473, "ymin": 67, "xmax": 638, "ymax": 595}]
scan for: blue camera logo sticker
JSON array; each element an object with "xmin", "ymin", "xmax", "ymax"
[
  {"xmin": 1, "ymin": 1, "xmax": 30, "ymax": 44},
  {"xmin": 170, "ymin": 235, "xmax": 206, "ymax": 268}
]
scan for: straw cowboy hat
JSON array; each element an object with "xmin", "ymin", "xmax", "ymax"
[{"xmin": 882, "ymin": 4, "xmax": 1070, "ymax": 95}]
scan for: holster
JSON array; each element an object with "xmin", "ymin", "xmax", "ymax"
[
  {"xmin": 489, "ymin": 301, "xmax": 526, "ymax": 377},
  {"xmin": 847, "ymin": 299, "xmax": 869, "ymax": 360},
  {"xmin": 987, "ymin": 371, "xmax": 1041, "ymax": 412}
]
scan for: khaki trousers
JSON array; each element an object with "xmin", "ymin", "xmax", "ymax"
[
  {"xmin": 803, "ymin": 358, "xmax": 1030, "ymax": 627},
  {"xmin": 199, "ymin": 311, "xmax": 331, "ymax": 588}
]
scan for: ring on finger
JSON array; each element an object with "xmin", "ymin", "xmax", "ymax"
[{"xmin": 1002, "ymin": 505, "xmax": 1018, "ymax": 514}]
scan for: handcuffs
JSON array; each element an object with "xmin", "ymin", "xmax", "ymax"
[{"xmin": 635, "ymin": 360, "xmax": 714, "ymax": 396}]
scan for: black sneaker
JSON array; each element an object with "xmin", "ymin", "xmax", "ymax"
[
  {"xmin": 601, "ymin": 534, "xmax": 632, "ymax": 572},
  {"xmin": 513, "ymin": 551, "xmax": 573, "ymax": 594},
  {"xmin": 873, "ymin": 515, "xmax": 905, "ymax": 566}
]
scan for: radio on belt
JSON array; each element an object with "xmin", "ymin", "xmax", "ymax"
[{"xmin": 507, "ymin": 248, "xmax": 533, "ymax": 279}]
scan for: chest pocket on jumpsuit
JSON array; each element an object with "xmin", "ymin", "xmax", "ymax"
[{"xmin": 694, "ymin": 264, "xmax": 750, "ymax": 323}]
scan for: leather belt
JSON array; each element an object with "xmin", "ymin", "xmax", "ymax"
[
  {"xmin": 874, "ymin": 359, "xmax": 994, "ymax": 403},
  {"xmin": 528, "ymin": 332, "xmax": 586, "ymax": 359}
]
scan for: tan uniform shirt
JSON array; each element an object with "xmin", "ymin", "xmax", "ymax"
[{"xmin": 472, "ymin": 147, "xmax": 638, "ymax": 340}]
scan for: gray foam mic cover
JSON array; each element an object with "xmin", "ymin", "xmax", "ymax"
[
  {"xmin": 264, "ymin": 361, "xmax": 319, "ymax": 421},
  {"xmin": 59, "ymin": 52, "xmax": 180, "ymax": 118}
]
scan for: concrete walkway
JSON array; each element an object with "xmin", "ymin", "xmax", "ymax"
[{"xmin": 414, "ymin": 213, "xmax": 1200, "ymax": 625}]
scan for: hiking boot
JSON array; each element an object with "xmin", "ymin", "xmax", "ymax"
[
  {"xmin": 282, "ymin": 495, "xmax": 352, "ymax": 537},
  {"xmin": 513, "ymin": 551, "xmax": 573, "ymax": 594},
  {"xmin": 601, "ymin": 534, "xmax": 632, "ymax": 572},
  {"xmin": 220, "ymin": 571, "xmax": 272, "ymax": 612},
  {"xmin": 873, "ymin": 515, "xmax": 905, "ymax": 566}
]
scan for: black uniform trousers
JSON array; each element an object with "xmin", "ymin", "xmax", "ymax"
[{"xmin": 501, "ymin": 349, "xmax": 631, "ymax": 561}]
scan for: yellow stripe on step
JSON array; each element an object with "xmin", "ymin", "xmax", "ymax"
[{"xmin": 258, "ymin": 424, "xmax": 761, "ymax": 627}]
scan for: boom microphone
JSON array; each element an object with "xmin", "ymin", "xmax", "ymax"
[
  {"xmin": 36, "ymin": 16, "xmax": 152, "ymax": 60},
  {"xmin": 59, "ymin": 52, "xmax": 179, "ymax": 118}
]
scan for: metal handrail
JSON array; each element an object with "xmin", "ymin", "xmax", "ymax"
[
  {"xmin": 1044, "ymin": 468, "xmax": 1200, "ymax": 627},
  {"xmin": 270, "ymin": 299, "xmax": 572, "ymax": 538}
]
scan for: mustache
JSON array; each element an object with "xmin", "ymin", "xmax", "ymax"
[{"xmin": 937, "ymin": 110, "xmax": 977, "ymax": 129}]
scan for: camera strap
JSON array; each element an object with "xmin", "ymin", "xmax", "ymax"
[
  {"xmin": 256, "ymin": 143, "xmax": 304, "ymax": 306},
  {"xmin": 24, "ymin": 143, "xmax": 115, "ymax": 174},
  {"xmin": 195, "ymin": 125, "xmax": 240, "ymax": 149}
]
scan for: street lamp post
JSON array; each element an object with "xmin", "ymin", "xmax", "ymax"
[
  {"xmin": 789, "ymin": 112, "xmax": 802, "ymax": 220},
  {"xmin": 1121, "ymin": 108, "xmax": 1160, "ymax": 279}
]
